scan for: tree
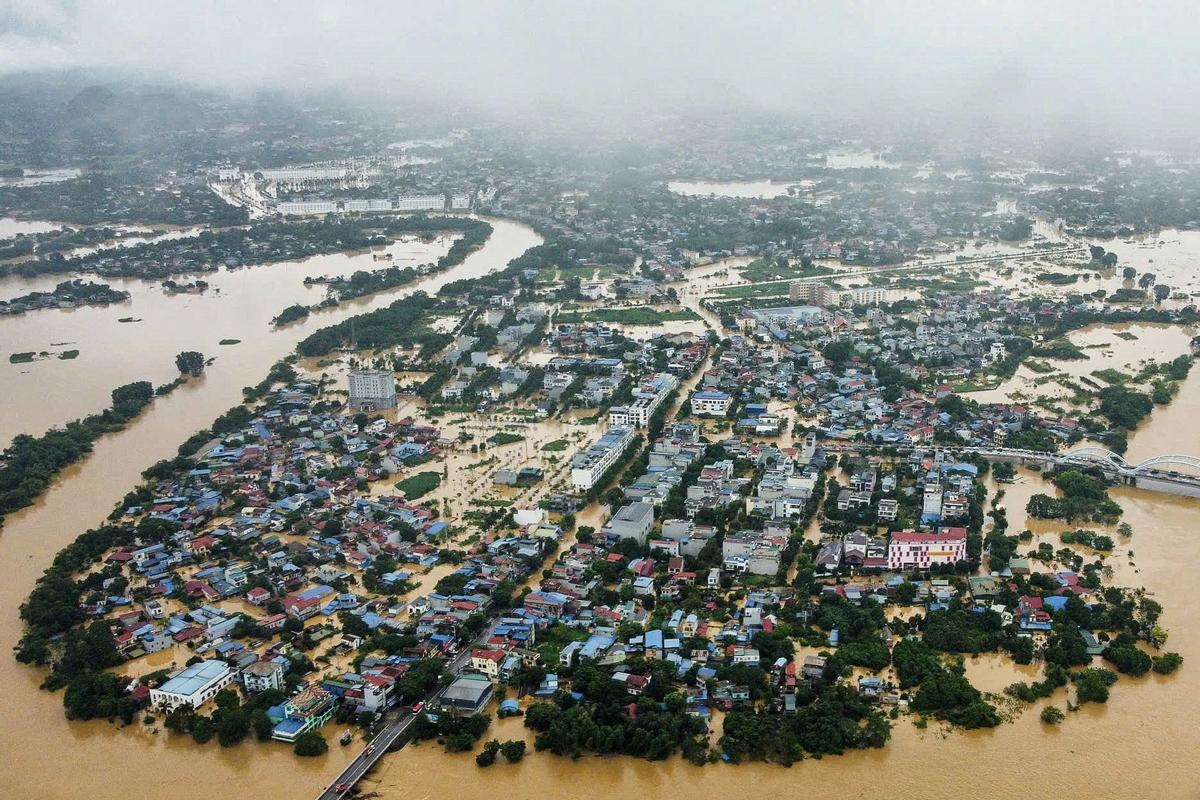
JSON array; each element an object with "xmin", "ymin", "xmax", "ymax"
[
  {"xmin": 476, "ymin": 739, "xmax": 500, "ymax": 767},
  {"xmin": 293, "ymin": 730, "xmax": 328, "ymax": 756},
  {"xmin": 175, "ymin": 350, "xmax": 206, "ymax": 376},
  {"xmin": 501, "ymin": 739, "xmax": 527, "ymax": 762},
  {"xmin": 1152, "ymin": 652, "xmax": 1183, "ymax": 675},
  {"xmin": 1040, "ymin": 705, "xmax": 1064, "ymax": 725}
]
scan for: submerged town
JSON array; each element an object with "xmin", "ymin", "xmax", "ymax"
[{"xmin": 2, "ymin": 42, "xmax": 1199, "ymax": 800}]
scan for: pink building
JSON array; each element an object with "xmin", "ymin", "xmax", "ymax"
[{"xmin": 887, "ymin": 527, "xmax": 968, "ymax": 571}]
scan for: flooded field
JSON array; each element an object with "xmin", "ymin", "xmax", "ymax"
[{"xmin": 2, "ymin": 223, "xmax": 1200, "ymax": 800}]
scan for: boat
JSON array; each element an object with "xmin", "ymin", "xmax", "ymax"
[{"xmin": 340, "ymin": 730, "xmax": 353, "ymax": 746}]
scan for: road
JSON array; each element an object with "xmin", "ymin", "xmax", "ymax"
[{"xmin": 315, "ymin": 630, "xmax": 482, "ymax": 799}]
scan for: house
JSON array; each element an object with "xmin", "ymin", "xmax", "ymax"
[
  {"xmin": 470, "ymin": 648, "xmax": 509, "ymax": 681},
  {"xmin": 242, "ymin": 660, "xmax": 285, "ymax": 693},
  {"xmin": 690, "ymin": 390, "xmax": 733, "ymax": 417}
]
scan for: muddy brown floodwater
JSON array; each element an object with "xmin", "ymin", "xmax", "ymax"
[
  {"xmin": 0, "ymin": 217, "xmax": 541, "ymax": 799},
  {"xmin": 2, "ymin": 223, "xmax": 1200, "ymax": 799}
]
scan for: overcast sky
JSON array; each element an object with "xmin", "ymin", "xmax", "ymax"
[{"xmin": 3, "ymin": 1, "xmax": 1199, "ymax": 136}]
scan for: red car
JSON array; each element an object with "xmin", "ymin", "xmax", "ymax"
[{"xmin": 411, "ymin": 701, "xmax": 424, "ymax": 715}]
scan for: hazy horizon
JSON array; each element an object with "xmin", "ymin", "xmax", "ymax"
[{"xmin": 3, "ymin": 1, "xmax": 1200, "ymax": 141}]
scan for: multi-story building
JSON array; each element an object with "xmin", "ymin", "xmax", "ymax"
[
  {"xmin": 690, "ymin": 390, "xmax": 733, "ymax": 417},
  {"xmin": 604, "ymin": 502, "xmax": 656, "ymax": 544},
  {"xmin": 348, "ymin": 370, "xmax": 397, "ymax": 410},
  {"xmin": 241, "ymin": 660, "xmax": 284, "ymax": 693},
  {"xmin": 570, "ymin": 426, "xmax": 635, "ymax": 490},
  {"xmin": 607, "ymin": 373, "xmax": 679, "ymax": 428},
  {"xmin": 887, "ymin": 528, "xmax": 968, "ymax": 571},
  {"xmin": 789, "ymin": 280, "xmax": 834, "ymax": 305},
  {"xmin": 395, "ymin": 194, "xmax": 445, "ymax": 211}
]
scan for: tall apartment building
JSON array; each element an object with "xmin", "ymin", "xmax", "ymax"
[
  {"xmin": 570, "ymin": 426, "xmax": 636, "ymax": 490},
  {"xmin": 347, "ymin": 370, "xmax": 397, "ymax": 410},
  {"xmin": 607, "ymin": 373, "xmax": 679, "ymax": 428},
  {"xmin": 789, "ymin": 280, "xmax": 834, "ymax": 306}
]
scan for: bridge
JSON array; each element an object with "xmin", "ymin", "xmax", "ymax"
[
  {"xmin": 824, "ymin": 442, "xmax": 1200, "ymax": 497},
  {"xmin": 315, "ymin": 625, "xmax": 488, "ymax": 800}
]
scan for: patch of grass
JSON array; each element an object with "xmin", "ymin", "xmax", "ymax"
[
  {"xmin": 488, "ymin": 432, "xmax": 526, "ymax": 446},
  {"xmin": 219, "ymin": 338, "xmax": 241, "ymax": 346},
  {"xmin": 1024, "ymin": 360, "xmax": 1055, "ymax": 374},
  {"xmin": 9, "ymin": 351, "xmax": 35, "ymax": 363},
  {"xmin": 394, "ymin": 471, "xmax": 442, "ymax": 499},
  {"xmin": 713, "ymin": 281, "xmax": 792, "ymax": 299},
  {"xmin": 1091, "ymin": 368, "xmax": 1129, "ymax": 385},
  {"xmin": 541, "ymin": 439, "xmax": 570, "ymax": 452},
  {"xmin": 556, "ymin": 307, "xmax": 700, "ymax": 325},
  {"xmin": 58, "ymin": 349, "xmax": 80, "ymax": 360},
  {"xmin": 954, "ymin": 380, "xmax": 1002, "ymax": 393}
]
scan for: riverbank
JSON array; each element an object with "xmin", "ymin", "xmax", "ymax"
[{"xmin": 0, "ymin": 217, "xmax": 538, "ymax": 449}]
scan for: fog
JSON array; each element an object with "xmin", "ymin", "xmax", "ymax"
[{"xmin": 3, "ymin": 0, "xmax": 1200, "ymax": 136}]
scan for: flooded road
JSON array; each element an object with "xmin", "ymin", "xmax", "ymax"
[
  {"xmin": 361, "ymin": 408, "xmax": 1200, "ymax": 800},
  {"xmin": 2, "ymin": 220, "xmax": 1200, "ymax": 799}
]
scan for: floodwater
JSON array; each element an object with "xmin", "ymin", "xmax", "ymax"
[
  {"xmin": 0, "ymin": 217, "xmax": 540, "ymax": 448},
  {"xmin": 967, "ymin": 322, "xmax": 1194, "ymax": 405},
  {"xmin": 361, "ymin": 394, "xmax": 1200, "ymax": 800},
  {"xmin": 0, "ymin": 168, "xmax": 81, "ymax": 188},
  {"xmin": 3, "ymin": 221, "xmax": 1200, "ymax": 799},
  {"xmin": 0, "ymin": 217, "xmax": 541, "ymax": 799},
  {"xmin": 0, "ymin": 217, "xmax": 64, "ymax": 238}
]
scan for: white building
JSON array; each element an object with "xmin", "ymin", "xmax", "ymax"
[
  {"xmin": 396, "ymin": 195, "xmax": 445, "ymax": 211},
  {"xmin": 887, "ymin": 528, "xmax": 968, "ymax": 571},
  {"xmin": 277, "ymin": 200, "xmax": 338, "ymax": 216},
  {"xmin": 690, "ymin": 390, "xmax": 733, "ymax": 417},
  {"xmin": 241, "ymin": 660, "xmax": 285, "ymax": 693},
  {"xmin": 348, "ymin": 370, "xmax": 397, "ymax": 410},
  {"xmin": 149, "ymin": 660, "xmax": 233, "ymax": 711},
  {"xmin": 570, "ymin": 426, "xmax": 636, "ymax": 490},
  {"xmin": 922, "ymin": 481, "xmax": 943, "ymax": 519},
  {"xmin": 607, "ymin": 373, "xmax": 678, "ymax": 428},
  {"xmin": 840, "ymin": 286, "xmax": 891, "ymax": 306},
  {"xmin": 603, "ymin": 501, "xmax": 656, "ymax": 544}
]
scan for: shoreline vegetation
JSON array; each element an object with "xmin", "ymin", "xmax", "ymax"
[
  {"xmin": 272, "ymin": 217, "xmax": 492, "ymax": 325},
  {"xmin": 7, "ymin": 224, "xmax": 1189, "ymax": 771},
  {"xmin": 0, "ymin": 381, "xmax": 154, "ymax": 529},
  {"xmin": 6, "ymin": 213, "xmax": 490, "ymax": 281},
  {"xmin": 0, "ymin": 279, "xmax": 130, "ymax": 315}
]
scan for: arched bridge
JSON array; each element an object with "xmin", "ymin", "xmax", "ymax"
[{"xmin": 1058, "ymin": 446, "xmax": 1200, "ymax": 477}]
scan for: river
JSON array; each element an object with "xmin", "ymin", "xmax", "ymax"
[
  {"xmin": 0, "ymin": 217, "xmax": 540, "ymax": 799},
  {"xmin": 0, "ymin": 217, "xmax": 539, "ymax": 448},
  {"xmin": 3, "ymin": 218, "xmax": 1200, "ymax": 799}
]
